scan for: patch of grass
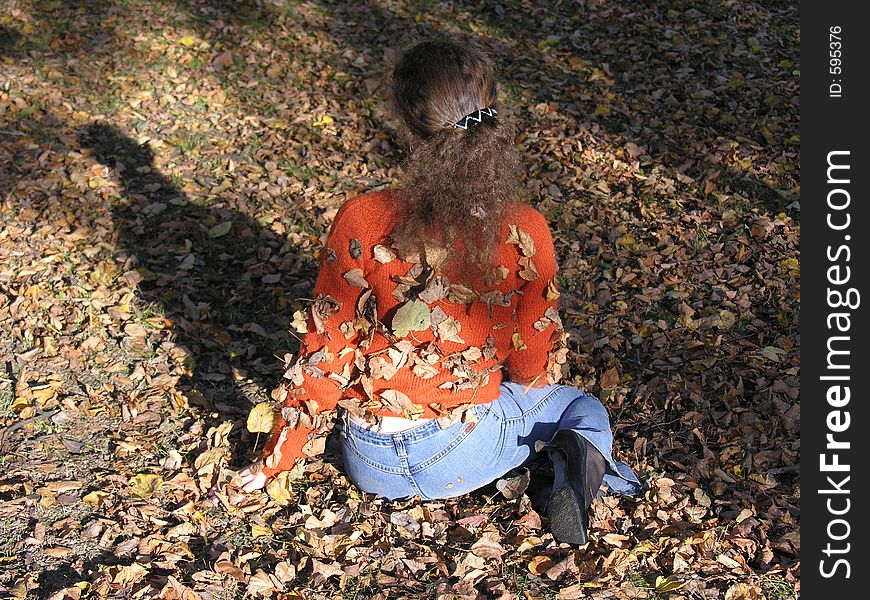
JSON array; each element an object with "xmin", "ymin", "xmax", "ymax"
[
  {"xmin": 94, "ymin": 95, "xmax": 121, "ymax": 115},
  {"xmin": 759, "ymin": 574, "xmax": 796, "ymax": 600},
  {"xmin": 624, "ymin": 569, "xmax": 665, "ymax": 599},
  {"xmin": 0, "ymin": 384, "xmax": 14, "ymax": 415}
]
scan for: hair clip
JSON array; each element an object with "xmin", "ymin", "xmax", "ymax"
[{"xmin": 451, "ymin": 107, "xmax": 498, "ymax": 130}]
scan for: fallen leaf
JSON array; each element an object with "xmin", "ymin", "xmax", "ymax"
[{"xmin": 247, "ymin": 402, "xmax": 275, "ymax": 434}]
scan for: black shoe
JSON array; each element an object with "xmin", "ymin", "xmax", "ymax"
[{"xmin": 540, "ymin": 429, "xmax": 607, "ymax": 545}]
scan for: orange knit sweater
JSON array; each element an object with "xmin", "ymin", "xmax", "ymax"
[{"xmin": 259, "ymin": 189, "xmax": 568, "ymax": 478}]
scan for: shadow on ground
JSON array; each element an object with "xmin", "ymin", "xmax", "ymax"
[{"xmin": 80, "ymin": 123, "xmax": 317, "ymax": 467}]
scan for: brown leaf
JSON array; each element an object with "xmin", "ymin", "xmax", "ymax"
[
  {"xmin": 311, "ymin": 295, "xmax": 341, "ymax": 334},
  {"xmin": 507, "ymin": 224, "xmax": 536, "ymax": 256},
  {"xmin": 528, "ymin": 555, "xmax": 555, "ymax": 575},
  {"xmin": 470, "ymin": 533, "xmax": 507, "ymax": 559},
  {"xmin": 380, "ymin": 389, "xmax": 424, "ymax": 419},
  {"xmin": 495, "ymin": 468, "xmax": 530, "ymax": 499},
  {"xmin": 342, "ymin": 268, "xmax": 369, "ymax": 288},
  {"xmin": 600, "ymin": 366, "xmax": 619, "ymax": 389},
  {"xmin": 430, "ymin": 306, "xmax": 464, "ymax": 343},
  {"xmin": 518, "ymin": 256, "xmax": 539, "ymax": 281}
]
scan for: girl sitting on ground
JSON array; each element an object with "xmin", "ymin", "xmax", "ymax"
[{"xmin": 240, "ymin": 37, "xmax": 640, "ymax": 545}]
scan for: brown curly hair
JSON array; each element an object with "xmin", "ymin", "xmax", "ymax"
[{"xmin": 388, "ymin": 37, "xmax": 522, "ymax": 276}]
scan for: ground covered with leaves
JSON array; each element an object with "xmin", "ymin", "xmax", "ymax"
[{"xmin": 0, "ymin": 0, "xmax": 799, "ymax": 598}]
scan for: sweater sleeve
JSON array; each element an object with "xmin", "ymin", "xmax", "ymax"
[
  {"xmin": 259, "ymin": 203, "xmax": 366, "ymax": 479},
  {"xmin": 503, "ymin": 213, "xmax": 569, "ymax": 387}
]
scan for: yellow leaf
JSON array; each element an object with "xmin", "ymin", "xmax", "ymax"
[
  {"xmin": 545, "ymin": 280, "xmax": 560, "ymax": 301},
  {"xmin": 511, "ymin": 332, "xmax": 527, "ymax": 351},
  {"xmin": 247, "ymin": 402, "xmax": 275, "ymax": 434},
  {"xmin": 266, "ymin": 471, "xmax": 295, "ymax": 505},
  {"xmin": 179, "ymin": 36, "xmax": 196, "ymax": 47},
  {"xmin": 528, "ymin": 555, "xmax": 554, "ymax": 575},
  {"xmin": 312, "ymin": 115, "xmax": 335, "ymax": 127},
  {"xmin": 83, "ymin": 490, "xmax": 110, "ymax": 507},
  {"xmin": 655, "ymin": 575, "xmax": 686, "ymax": 593},
  {"xmin": 11, "ymin": 396, "xmax": 30, "ymax": 414},
  {"xmin": 251, "ymin": 523, "xmax": 272, "ymax": 538},
  {"xmin": 594, "ymin": 103, "xmax": 611, "ymax": 117},
  {"xmin": 780, "ymin": 257, "xmax": 800, "ymax": 277},
  {"xmin": 129, "ymin": 474, "xmax": 164, "ymax": 499},
  {"xmin": 600, "ymin": 366, "xmax": 619, "ymax": 390}
]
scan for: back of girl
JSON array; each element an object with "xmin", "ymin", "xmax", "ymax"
[{"xmin": 240, "ymin": 37, "xmax": 641, "ymax": 546}]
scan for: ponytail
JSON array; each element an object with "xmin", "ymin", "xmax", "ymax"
[{"xmin": 388, "ymin": 38, "xmax": 522, "ymax": 272}]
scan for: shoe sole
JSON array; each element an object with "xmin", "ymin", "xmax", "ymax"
[{"xmin": 548, "ymin": 482, "xmax": 588, "ymax": 545}]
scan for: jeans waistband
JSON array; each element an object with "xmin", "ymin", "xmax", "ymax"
[{"xmin": 341, "ymin": 401, "xmax": 493, "ymax": 445}]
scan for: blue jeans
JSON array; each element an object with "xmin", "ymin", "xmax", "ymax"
[{"xmin": 337, "ymin": 382, "xmax": 642, "ymax": 500}]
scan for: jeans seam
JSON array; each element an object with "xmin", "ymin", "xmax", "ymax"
[
  {"xmin": 410, "ymin": 404, "xmax": 493, "ymax": 473},
  {"xmin": 503, "ymin": 384, "xmax": 569, "ymax": 425},
  {"xmin": 342, "ymin": 436, "xmax": 406, "ymax": 475}
]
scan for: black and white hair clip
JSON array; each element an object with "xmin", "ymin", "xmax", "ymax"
[{"xmin": 451, "ymin": 107, "xmax": 498, "ymax": 130}]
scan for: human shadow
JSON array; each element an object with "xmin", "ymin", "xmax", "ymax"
[{"xmin": 79, "ymin": 123, "xmax": 317, "ymax": 467}]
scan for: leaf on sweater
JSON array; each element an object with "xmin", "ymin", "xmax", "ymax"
[
  {"xmin": 307, "ymin": 348, "xmax": 333, "ymax": 367},
  {"xmin": 302, "ymin": 434, "xmax": 326, "ymax": 457},
  {"xmin": 247, "ymin": 402, "xmax": 275, "ymax": 433},
  {"xmin": 461, "ymin": 346, "xmax": 482, "ymax": 362},
  {"xmin": 372, "ymin": 244, "xmax": 396, "ymax": 263},
  {"xmin": 339, "ymin": 320, "xmax": 355, "ymax": 339},
  {"xmin": 418, "ymin": 275, "xmax": 450, "ymax": 304},
  {"xmin": 359, "ymin": 374, "xmax": 375, "ymax": 400},
  {"xmin": 369, "ymin": 355, "xmax": 398, "ymax": 380},
  {"xmin": 412, "ymin": 362, "xmax": 440, "ymax": 379},
  {"xmin": 327, "ymin": 371, "xmax": 349, "ymax": 387},
  {"xmin": 379, "ymin": 389, "xmax": 424, "ymax": 420},
  {"xmin": 430, "ymin": 306, "xmax": 464, "ymax": 343},
  {"xmin": 337, "ymin": 397, "xmax": 365, "ymax": 418},
  {"xmin": 354, "ymin": 289, "xmax": 376, "ymax": 334},
  {"xmin": 478, "ymin": 290, "xmax": 512, "ymax": 308},
  {"xmin": 283, "ymin": 360, "xmax": 304, "ymax": 386},
  {"xmin": 518, "ymin": 256, "xmax": 539, "ymax": 281},
  {"xmin": 312, "ymin": 295, "xmax": 341, "ymax": 334},
  {"xmin": 546, "ymin": 330, "xmax": 570, "ymax": 384},
  {"xmin": 281, "ymin": 406, "xmax": 300, "ymax": 429},
  {"xmin": 512, "ymin": 332, "xmax": 527, "ymax": 351},
  {"xmin": 507, "ymin": 224, "xmax": 536, "ymax": 257},
  {"xmin": 349, "ymin": 238, "xmax": 362, "ymax": 259},
  {"xmin": 533, "ymin": 307, "xmax": 563, "ymax": 331},
  {"xmin": 325, "ymin": 247, "xmax": 337, "ymax": 263},
  {"xmin": 483, "ymin": 335, "xmax": 498, "ymax": 360},
  {"xmin": 265, "ymin": 428, "xmax": 287, "ymax": 469},
  {"xmin": 545, "ymin": 306, "xmax": 562, "ymax": 327},
  {"xmin": 484, "ymin": 265, "xmax": 509, "ymax": 286},
  {"xmin": 392, "ymin": 299, "xmax": 431, "ymax": 337},
  {"xmin": 391, "ymin": 263, "xmax": 425, "ymax": 302},
  {"xmin": 343, "ymin": 268, "xmax": 369, "ymax": 288},
  {"xmin": 435, "ymin": 402, "xmax": 476, "ymax": 428},
  {"xmin": 545, "ymin": 279, "xmax": 560, "ymax": 301},
  {"xmin": 448, "ymin": 284, "xmax": 477, "ymax": 304},
  {"xmin": 387, "ymin": 345, "xmax": 410, "ymax": 370},
  {"xmin": 291, "ymin": 309, "xmax": 309, "ymax": 334}
]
